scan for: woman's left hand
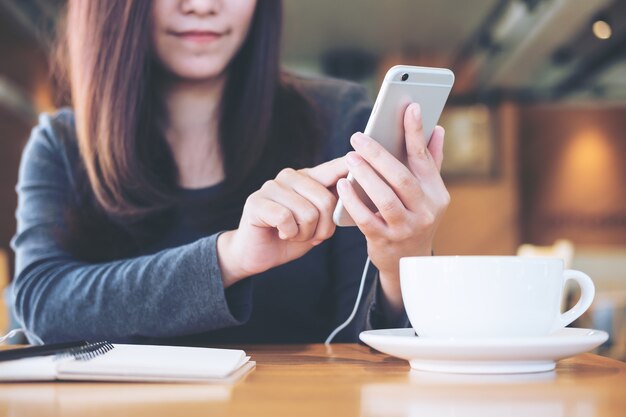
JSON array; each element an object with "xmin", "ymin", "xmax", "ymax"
[{"xmin": 336, "ymin": 102, "xmax": 450, "ymax": 316}]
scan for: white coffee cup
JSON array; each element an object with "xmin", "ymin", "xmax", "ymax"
[{"xmin": 399, "ymin": 256, "xmax": 595, "ymax": 339}]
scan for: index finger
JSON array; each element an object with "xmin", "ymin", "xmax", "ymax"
[
  {"xmin": 301, "ymin": 157, "xmax": 349, "ymax": 187},
  {"xmin": 404, "ymin": 103, "xmax": 438, "ymax": 179}
]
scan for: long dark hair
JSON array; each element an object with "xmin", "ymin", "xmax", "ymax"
[{"xmin": 55, "ymin": 0, "xmax": 322, "ymax": 260}]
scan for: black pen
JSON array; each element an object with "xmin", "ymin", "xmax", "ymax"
[{"xmin": 0, "ymin": 341, "xmax": 88, "ymax": 362}]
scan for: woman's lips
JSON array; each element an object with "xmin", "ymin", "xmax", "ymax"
[{"xmin": 172, "ymin": 30, "xmax": 224, "ymax": 43}]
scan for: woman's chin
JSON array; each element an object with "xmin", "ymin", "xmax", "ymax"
[{"xmin": 163, "ymin": 63, "xmax": 229, "ymax": 83}]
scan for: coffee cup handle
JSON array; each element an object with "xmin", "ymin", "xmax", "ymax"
[{"xmin": 555, "ymin": 269, "xmax": 595, "ymax": 330}]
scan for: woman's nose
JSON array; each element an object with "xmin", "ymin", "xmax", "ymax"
[{"xmin": 180, "ymin": 0, "xmax": 222, "ymax": 16}]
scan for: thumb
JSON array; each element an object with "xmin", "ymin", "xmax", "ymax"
[{"xmin": 301, "ymin": 157, "xmax": 349, "ymax": 188}]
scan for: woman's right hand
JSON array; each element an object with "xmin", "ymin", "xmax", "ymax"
[{"xmin": 217, "ymin": 158, "xmax": 348, "ymax": 287}]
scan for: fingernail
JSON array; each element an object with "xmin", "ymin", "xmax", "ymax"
[
  {"xmin": 345, "ymin": 152, "xmax": 361, "ymax": 167},
  {"xmin": 337, "ymin": 178, "xmax": 349, "ymax": 192},
  {"xmin": 413, "ymin": 103, "xmax": 421, "ymax": 119},
  {"xmin": 278, "ymin": 231, "xmax": 286, "ymax": 239},
  {"xmin": 351, "ymin": 132, "xmax": 368, "ymax": 147}
]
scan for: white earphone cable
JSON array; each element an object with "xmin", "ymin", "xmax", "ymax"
[
  {"xmin": 0, "ymin": 327, "xmax": 43, "ymax": 345},
  {"xmin": 324, "ymin": 256, "xmax": 371, "ymax": 344}
]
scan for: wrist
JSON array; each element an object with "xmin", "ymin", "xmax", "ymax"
[
  {"xmin": 216, "ymin": 230, "xmax": 247, "ymax": 288},
  {"xmin": 378, "ymin": 270, "xmax": 404, "ymax": 318}
]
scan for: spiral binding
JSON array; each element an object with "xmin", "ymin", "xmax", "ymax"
[{"xmin": 55, "ymin": 341, "xmax": 115, "ymax": 361}]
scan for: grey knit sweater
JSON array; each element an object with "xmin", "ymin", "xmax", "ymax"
[{"xmin": 11, "ymin": 76, "xmax": 408, "ymax": 345}]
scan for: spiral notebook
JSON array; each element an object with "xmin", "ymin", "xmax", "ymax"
[{"xmin": 0, "ymin": 342, "xmax": 254, "ymax": 383}]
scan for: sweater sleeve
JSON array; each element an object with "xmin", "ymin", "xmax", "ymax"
[
  {"xmin": 11, "ymin": 113, "xmax": 251, "ymax": 344},
  {"xmin": 324, "ymin": 83, "xmax": 410, "ymax": 342}
]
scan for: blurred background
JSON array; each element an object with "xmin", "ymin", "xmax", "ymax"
[{"xmin": 0, "ymin": 0, "xmax": 624, "ymax": 357}]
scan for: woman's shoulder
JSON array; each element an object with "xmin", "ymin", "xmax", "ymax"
[
  {"xmin": 286, "ymin": 73, "xmax": 371, "ymax": 115},
  {"xmin": 20, "ymin": 107, "xmax": 80, "ymax": 188},
  {"xmin": 26, "ymin": 107, "xmax": 78, "ymax": 154},
  {"xmin": 285, "ymin": 73, "xmax": 373, "ymax": 158}
]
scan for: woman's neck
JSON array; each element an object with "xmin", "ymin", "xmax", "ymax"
[{"xmin": 162, "ymin": 76, "xmax": 226, "ymax": 189}]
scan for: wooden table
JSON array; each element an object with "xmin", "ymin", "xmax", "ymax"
[{"xmin": 1, "ymin": 344, "xmax": 625, "ymax": 417}]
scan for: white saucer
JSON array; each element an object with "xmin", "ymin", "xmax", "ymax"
[{"xmin": 359, "ymin": 328, "xmax": 608, "ymax": 374}]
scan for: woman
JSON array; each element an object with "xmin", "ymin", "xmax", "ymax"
[{"xmin": 11, "ymin": 0, "xmax": 449, "ymax": 344}]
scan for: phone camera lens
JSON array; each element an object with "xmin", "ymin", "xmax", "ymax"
[{"xmin": 401, "ymin": 73, "xmax": 409, "ymax": 81}]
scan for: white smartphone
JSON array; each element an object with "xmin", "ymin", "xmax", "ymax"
[{"xmin": 332, "ymin": 65, "xmax": 455, "ymax": 227}]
